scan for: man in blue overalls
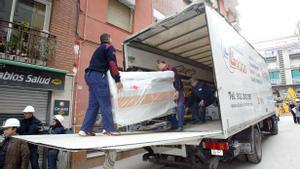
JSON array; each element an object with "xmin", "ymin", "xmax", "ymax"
[
  {"xmin": 157, "ymin": 60, "xmax": 185, "ymax": 131},
  {"xmin": 79, "ymin": 33, "xmax": 123, "ymax": 136}
]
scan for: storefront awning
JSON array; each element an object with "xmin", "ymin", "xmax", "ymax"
[
  {"xmin": 0, "ymin": 59, "xmax": 68, "ymax": 74},
  {"xmin": 0, "ymin": 59, "xmax": 68, "ymax": 90}
]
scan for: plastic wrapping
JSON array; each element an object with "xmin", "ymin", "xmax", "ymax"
[{"xmin": 108, "ymin": 71, "xmax": 176, "ymax": 126}]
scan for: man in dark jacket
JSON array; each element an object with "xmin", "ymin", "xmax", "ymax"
[
  {"xmin": 19, "ymin": 105, "xmax": 43, "ymax": 169},
  {"xmin": 190, "ymin": 78, "xmax": 215, "ymax": 123},
  {"xmin": 289, "ymin": 101, "xmax": 298, "ymax": 124},
  {"xmin": 79, "ymin": 33, "xmax": 123, "ymax": 136},
  {"xmin": 1, "ymin": 118, "xmax": 30, "ymax": 169},
  {"xmin": 157, "ymin": 60, "xmax": 184, "ymax": 131}
]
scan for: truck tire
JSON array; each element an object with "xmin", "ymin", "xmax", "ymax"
[
  {"xmin": 271, "ymin": 117, "xmax": 279, "ymax": 135},
  {"xmin": 247, "ymin": 128, "xmax": 262, "ymax": 163}
]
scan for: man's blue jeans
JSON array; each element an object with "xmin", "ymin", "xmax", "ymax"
[
  {"xmin": 80, "ymin": 71, "xmax": 114, "ymax": 132},
  {"xmin": 165, "ymin": 90, "xmax": 184, "ymax": 129},
  {"xmin": 48, "ymin": 149, "xmax": 59, "ymax": 169},
  {"xmin": 177, "ymin": 90, "xmax": 185, "ymax": 128}
]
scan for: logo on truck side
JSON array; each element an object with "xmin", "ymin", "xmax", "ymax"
[{"xmin": 223, "ymin": 46, "xmax": 247, "ymax": 74}]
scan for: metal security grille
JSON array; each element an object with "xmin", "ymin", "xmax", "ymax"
[{"xmin": 0, "ymin": 86, "xmax": 49, "ymax": 124}]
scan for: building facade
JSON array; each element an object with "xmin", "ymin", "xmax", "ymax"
[
  {"xmin": 0, "ymin": 0, "xmax": 77, "ymax": 125},
  {"xmin": 0, "ymin": 0, "xmax": 77, "ymax": 168},
  {"xmin": 255, "ymin": 35, "xmax": 300, "ymax": 98}
]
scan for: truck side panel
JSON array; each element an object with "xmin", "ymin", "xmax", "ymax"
[{"xmin": 206, "ymin": 6, "xmax": 275, "ymax": 138}]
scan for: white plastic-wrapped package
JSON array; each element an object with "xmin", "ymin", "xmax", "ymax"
[{"xmin": 108, "ymin": 71, "xmax": 176, "ymax": 126}]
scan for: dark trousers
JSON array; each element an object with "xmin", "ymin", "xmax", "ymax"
[
  {"xmin": 29, "ymin": 145, "xmax": 39, "ymax": 169},
  {"xmin": 192, "ymin": 103, "xmax": 207, "ymax": 123},
  {"xmin": 81, "ymin": 71, "xmax": 114, "ymax": 132},
  {"xmin": 199, "ymin": 106, "xmax": 206, "ymax": 122},
  {"xmin": 297, "ymin": 117, "xmax": 300, "ymax": 124},
  {"xmin": 191, "ymin": 102, "xmax": 200, "ymax": 122},
  {"xmin": 48, "ymin": 149, "xmax": 59, "ymax": 169},
  {"xmin": 291, "ymin": 110, "xmax": 298, "ymax": 123}
]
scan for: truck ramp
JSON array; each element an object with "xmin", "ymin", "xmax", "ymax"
[{"xmin": 14, "ymin": 131, "xmax": 222, "ymax": 151}]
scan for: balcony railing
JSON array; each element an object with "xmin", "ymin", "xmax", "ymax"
[
  {"xmin": 0, "ymin": 20, "xmax": 56, "ymax": 66},
  {"xmin": 290, "ymin": 53, "xmax": 300, "ymax": 60},
  {"xmin": 270, "ymin": 79, "xmax": 281, "ymax": 85},
  {"xmin": 292, "ymin": 77, "xmax": 300, "ymax": 84}
]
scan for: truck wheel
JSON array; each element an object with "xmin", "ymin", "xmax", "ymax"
[
  {"xmin": 271, "ymin": 117, "xmax": 279, "ymax": 135},
  {"xmin": 247, "ymin": 128, "xmax": 262, "ymax": 163}
]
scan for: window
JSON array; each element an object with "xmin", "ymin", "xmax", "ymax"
[
  {"xmin": 107, "ymin": 0, "xmax": 132, "ymax": 32},
  {"xmin": 292, "ymin": 69, "xmax": 300, "ymax": 78},
  {"xmin": 14, "ymin": 0, "xmax": 46, "ymax": 30},
  {"xmin": 1, "ymin": 0, "xmax": 52, "ymax": 32},
  {"xmin": 269, "ymin": 71, "xmax": 279, "ymax": 80},
  {"xmin": 0, "ymin": 0, "xmax": 13, "ymax": 21}
]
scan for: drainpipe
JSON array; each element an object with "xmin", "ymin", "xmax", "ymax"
[
  {"xmin": 83, "ymin": 0, "xmax": 88, "ymax": 40},
  {"xmin": 73, "ymin": 0, "xmax": 88, "ymax": 131}
]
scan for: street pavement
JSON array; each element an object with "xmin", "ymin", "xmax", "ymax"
[{"xmin": 96, "ymin": 116, "xmax": 300, "ymax": 169}]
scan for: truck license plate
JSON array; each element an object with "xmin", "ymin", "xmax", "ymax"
[{"xmin": 211, "ymin": 149, "xmax": 223, "ymax": 156}]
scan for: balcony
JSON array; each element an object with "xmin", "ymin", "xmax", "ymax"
[
  {"xmin": 264, "ymin": 54, "xmax": 277, "ymax": 63},
  {"xmin": 290, "ymin": 52, "xmax": 300, "ymax": 60},
  {"xmin": 0, "ymin": 20, "xmax": 56, "ymax": 66},
  {"xmin": 292, "ymin": 78, "xmax": 300, "ymax": 84},
  {"xmin": 270, "ymin": 79, "xmax": 281, "ymax": 85}
]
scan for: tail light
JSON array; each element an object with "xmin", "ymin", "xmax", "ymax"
[{"xmin": 202, "ymin": 142, "xmax": 229, "ymax": 151}]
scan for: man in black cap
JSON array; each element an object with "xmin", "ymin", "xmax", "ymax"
[{"xmin": 79, "ymin": 33, "xmax": 123, "ymax": 136}]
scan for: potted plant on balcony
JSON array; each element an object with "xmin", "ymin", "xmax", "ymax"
[
  {"xmin": 18, "ymin": 21, "xmax": 29, "ymax": 58},
  {"xmin": 0, "ymin": 34, "xmax": 5, "ymax": 54}
]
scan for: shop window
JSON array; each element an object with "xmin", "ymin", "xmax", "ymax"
[{"xmin": 107, "ymin": 0, "xmax": 132, "ymax": 32}]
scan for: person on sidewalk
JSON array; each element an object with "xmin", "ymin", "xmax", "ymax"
[
  {"xmin": 0, "ymin": 118, "xmax": 30, "ymax": 169},
  {"xmin": 190, "ymin": 78, "xmax": 215, "ymax": 124},
  {"xmin": 79, "ymin": 33, "xmax": 123, "ymax": 136},
  {"xmin": 156, "ymin": 60, "xmax": 184, "ymax": 131},
  {"xmin": 47, "ymin": 115, "xmax": 65, "ymax": 169},
  {"xmin": 295, "ymin": 99, "xmax": 300, "ymax": 124},
  {"xmin": 19, "ymin": 105, "xmax": 43, "ymax": 169},
  {"xmin": 289, "ymin": 101, "xmax": 298, "ymax": 124}
]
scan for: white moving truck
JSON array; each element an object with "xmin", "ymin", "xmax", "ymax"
[
  {"xmin": 122, "ymin": 2, "xmax": 278, "ymax": 168},
  {"xmin": 14, "ymin": 2, "xmax": 278, "ymax": 169}
]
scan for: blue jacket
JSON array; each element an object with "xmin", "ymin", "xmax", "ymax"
[
  {"xmin": 49, "ymin": 126, "xmax": 65, "ymax": 135},
  {"xmin": 86, "ymin": 42, "xmax": 121, "ymax": 82},
  {"xmin": 191, "ymin": 81, "xmax": 214, "ymax": 107}
]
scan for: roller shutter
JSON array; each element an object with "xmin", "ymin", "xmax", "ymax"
[{"xmin": 0, "ymin": 86, "xmax": 49, "ymax": 124}]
